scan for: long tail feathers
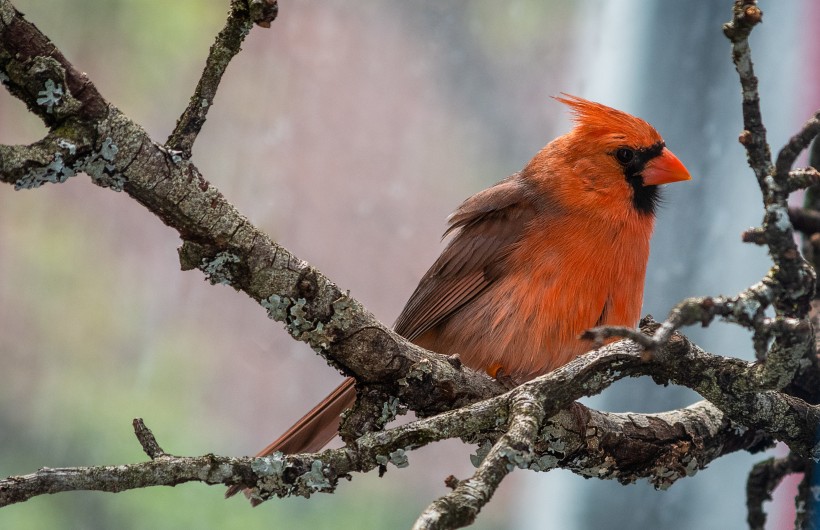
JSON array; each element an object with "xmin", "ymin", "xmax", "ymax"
[{"xmin": 226, "ymin": 377, "xmax": 356, "ymax": 499}]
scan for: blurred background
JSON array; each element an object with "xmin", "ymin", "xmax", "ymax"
[{"xmin": 1, "ymin": 1, "xmax": 817, "ymax": 528}]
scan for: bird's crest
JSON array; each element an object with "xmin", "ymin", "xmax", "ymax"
[{"xmin": 553, "ymin": 94, "xmax": 662, "ymax": 147}]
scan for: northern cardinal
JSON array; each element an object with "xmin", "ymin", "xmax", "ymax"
[{"xmin": 228, "ymin": 95, "xmax": 690, "ymax": 496}]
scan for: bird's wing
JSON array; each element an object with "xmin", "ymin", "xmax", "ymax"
[{"xmin": 394, "ymin": 175, "xmax": 537, "ymax": 340}]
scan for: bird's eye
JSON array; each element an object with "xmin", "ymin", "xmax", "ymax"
[{"xmin": 615, "ymin": 148, "xmax": 635, "ymax": 164}]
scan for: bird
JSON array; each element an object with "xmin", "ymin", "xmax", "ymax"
[{"xmin": 227, "ymin": 95, "xmax": 691, "ymax": 496}]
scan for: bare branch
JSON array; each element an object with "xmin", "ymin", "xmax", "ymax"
[
  {"xmin": 590, "ymin": 282, "xmax": 779, "ymax": 362},
  {"xmin": 0, "ymin": 1, "xmax": 107, "ymax": 124},
  {"xmin": 787, "ymin": 167, "xmax": 820, "ymax": 194},
  {"xmin": 0, "ymin": 454, "xmax": 239, "ymax": 507},
  {"xmin": 790, "ymin": 207, "xmax": 820, "ymax": 236},
  {"xmin": 165, "ymin": 1, "xmax": 278, "ymax": 157},
  {"xmin": 775, "ymin": 113, "xmax": 820, "ymax": 179},
  {"xmin": 742, "ymin": 226, "xmax": 768, "ymax": 245},
  {"xmin": 723, "ymin": 0, "xmax": 772, "ymax": 184},
  {"xmin": 581, "ymin": 325, "xmax": 655, "ymax": 352},
  {"xmin": 746, "ymin": 453, "xmax": 806, "ymax": 530},
  {"xmin": 0, "ymin": 398, "xmax": 767, "ymax": 511},
  {"xmin": 413, "ymin": 392, "xmax": 546, "ymax": 530},
  {"xmin": 133, "ymin": 419, "xmax": 169, "ymax": 460},
  {"xmin": 722, "ymin": 1, "xmax": 815, "ymax": 324}
]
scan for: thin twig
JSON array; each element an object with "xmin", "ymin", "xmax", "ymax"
[
  {"xmin": 787, "ymin": 167, "xmax": 820, "ymax": 193},
  {"xmin": 723, "ymin": 0, "xmax": 772, "ymax": 184},
  {"xmin": 591, "ymin": 282, "xmax": 776, "ymax": 361},
  {"xmin": 132, "ymin": 419, "xmax": 169, "ymax": 459},
  {"xmin": 742, "ymin": 227, "xmax": 768, "ymax": 245},
  {"xmin": 165, "ymin": 0, "xmax": 278, "ymax": 157},
  {"xmin": 746, "ymin": 453, "xmax": 806, "ymax": 530},
  {"xmin": 775, "ymin": 114, "xmax": 820, "ymax": 178},
  {"xmin": 581, "ymin": 325, "xmax": 655, "ymax": 350},
  {"xmin": 789, "ymin": 207, "xmax": 820, "ymax": 236}
]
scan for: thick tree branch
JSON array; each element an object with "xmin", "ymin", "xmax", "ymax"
[
  {"xmin": 0, "ymin": 397, "xmax": 766, "ymax": 510},
  {"xmin": 3, "ymin": 322, "xmax": 812, "ymax": 510},
  {"xmin": 0, "ymin": 2, "xmax": 106, "ymax": 124}
]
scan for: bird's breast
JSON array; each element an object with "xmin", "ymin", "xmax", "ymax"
[{"xmin": 422, "ymin": 212, "xmax": 653, "ymax": 381}]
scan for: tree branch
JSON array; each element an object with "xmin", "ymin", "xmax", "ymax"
[
  {"xmin": 723, "ymin": 0, "xmax": 771, "ymax": 185},
  {"xmin": 776, "ymin": 114, "xmax": 820, "ymax": 180},
  {"xmin": 165, "ymin": 0, "xmax": 278, "ymax": 157},
  {"xmin": 0, "ymin": 397, "xmax": 766, "ymax": 510},
  {"xmin": 133, "ymin": 419, "xmax": 170, "ymax": 460},
  {"xmin": 413, "ymin": 392, "xmax": 546, "ymax": 530},
  {"xmin": 789, "ymin": 206, "xmax": 820, "ymax": 236},
  {"xmin": 746, "ymin": 453, "xmax": 806, "ymax": 530}
]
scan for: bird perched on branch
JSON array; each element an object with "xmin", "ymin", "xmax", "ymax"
[{"xmin": 227, "ymin": 95, "xmax": 691, "ymax": 496}]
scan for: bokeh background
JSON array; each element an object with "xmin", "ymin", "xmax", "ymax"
[{"xmin": 1, "ymin": 1, "xmax": 818, "ymax": 528}]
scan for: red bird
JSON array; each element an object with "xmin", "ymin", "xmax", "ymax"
[{"xmin": 230, "ymin": 95, "xmax": 691, "ymax": 487}]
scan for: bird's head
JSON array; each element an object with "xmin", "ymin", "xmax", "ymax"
[{"xmin": 527, "ymin": 94, "xmax": 691, "ymax": 217}]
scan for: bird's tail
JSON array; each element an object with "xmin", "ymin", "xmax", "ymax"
[{"xmin": 225, "ymin": 377, "xmax": 356, "ymax": 499}]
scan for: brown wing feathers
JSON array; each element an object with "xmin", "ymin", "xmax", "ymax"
[{"xmin": 394, "ymin": 175, "xmax": 535, "ymax": 339}]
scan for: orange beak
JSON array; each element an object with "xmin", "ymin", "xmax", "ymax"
[{"xmin": 642, "ymin": 147, "xmax": 691, "ymax": 185}]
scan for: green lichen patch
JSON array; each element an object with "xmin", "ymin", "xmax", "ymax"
[
  {"xmin": 388, "ymin": 448, "xmax": 409, "ymax": 468},
  {"xmin": 498, "ymin": 446, "xmax": 530, "ymax": 472},
  {"xmin": 14, "ymin": 151, "xmax": 75, "ymax": 189},
  {"xmin": 259, "ymin": 293, "xmax": 347, "ymax": 350},
  {"xmin": 199, "ymin": 251, "xmax": 241, "ymax": 285},
  {"xmin": 379, "ymin": 396, "xmax": 406, "ymax": 425},
  {"xmin": 251, "ymin": 452, "xmax": 297, "ymax": 501},
  {"xmin": 297, "ymin": 460, "xmax": 332, "ymax": 493},
  {"xmin": 13, "ymin": 135, "xmax": 128, "ymax": 191},
  {"xmin": 36, "ymin": 78, "xmax": 63, "ymax": 113},
  {"xmin": 407, "ymin": 358, "xmax": 433, "ymax": 381},
  {"xmin": 304, "ymin": 321, "xmax": 334, "ymax": 350},
  {"xmin": 288, "ymin": 298, "xmax": 311, "ymax": 335},
  {"xmin": 528, "ymin": 454, "xmax": 559, "ymax": 472},
  {"xmin": 331, "ymin": 295, "xmax": 355, "ymax": 331},
  {"xmin": 261, "ymin": 294, "xmax": 290, "ymax": 322},
  {"xmin": 251, "ymin": 452, "xmax": 286, "ymax": 477},
  {"xmin": 80, "ymin": 137, "xmax": 126, "ymax": 191},
  {"xmin": 469, "ymin": 440, "xmax": 493, "ymax": 468},
  {"xmin": 374, "ymin": 447, "xmax": 410, "ymax": 469}
]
